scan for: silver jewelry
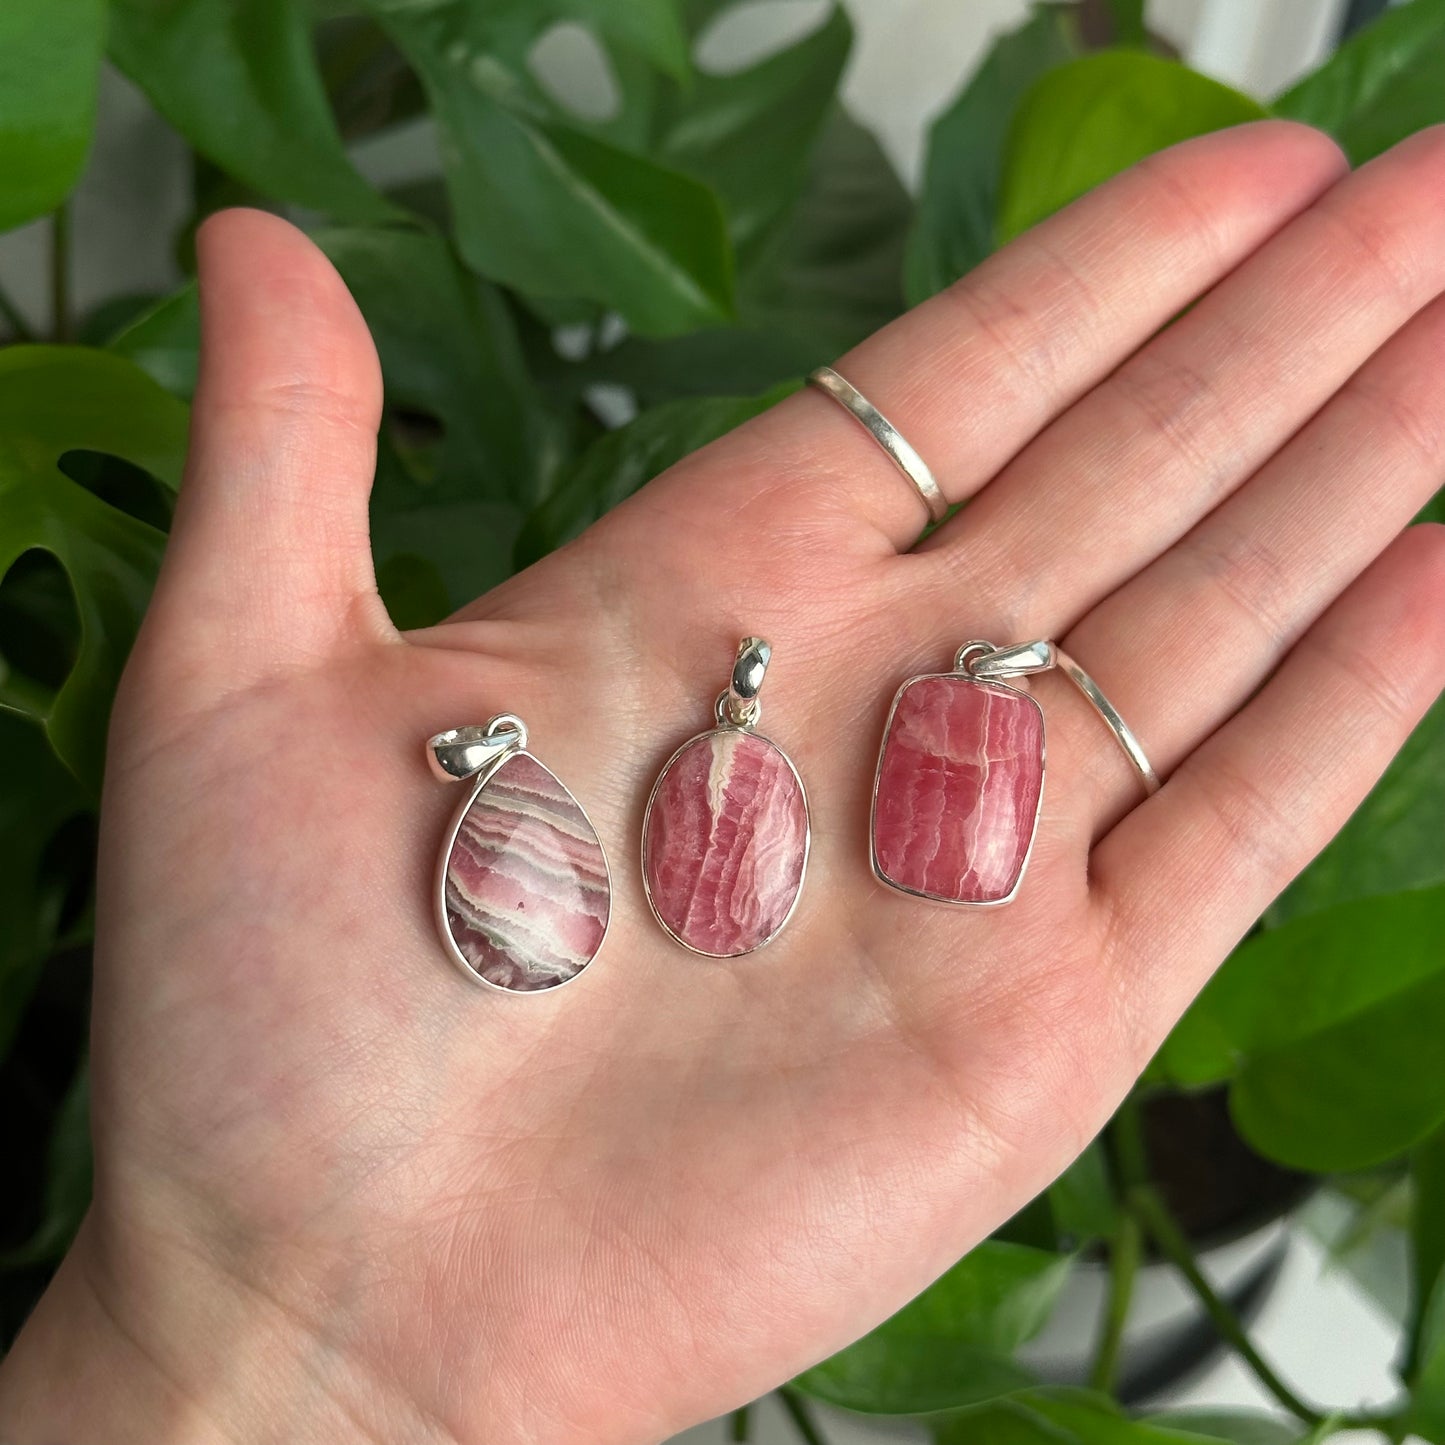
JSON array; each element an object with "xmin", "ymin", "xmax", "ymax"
[
  {"xmin": 870, "ymin": 640, "xmax": 1157, "ymax": 907},
  {"xmin": 427, "ymin": 716, "xmax": 611, "ymax": 992},
  {"xmin": 641, "ymin": 637, "xmax": 810, "ymax": 957},
  {"xmin": 1053, "ymin": 649, "xmax": 1161, "ymax": 796},
  {"xmin": 871, "ymin": 640, "xmax": 1050, "ymax": 907},
  {"xmin": 806, "ymin": 365, "xmax": 949, "ymax": 524}
]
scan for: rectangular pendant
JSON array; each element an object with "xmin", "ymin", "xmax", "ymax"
[{"xmin": 871, "ymin": 673, "xmax": 1045, "ymax": 906}]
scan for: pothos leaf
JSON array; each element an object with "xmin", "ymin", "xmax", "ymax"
[
  {"xmin": 996, "ymin": 51, "xmax": 1265, "ymax": 246},
  {"xmin": 793, "ymin": 1243, "xmax": 1070, "ymax": 1414}
]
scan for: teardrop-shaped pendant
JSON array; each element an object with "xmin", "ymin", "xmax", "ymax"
[
  {"xmin": 641, "ymin": 639, "xmax": 810, "ymax": 957},
  {"xmin": 429, "ymin": 718, "xmax": 611, "ymax": 992}
]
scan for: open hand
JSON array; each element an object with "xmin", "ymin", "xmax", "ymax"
[{"xmin": 4, "ymin": 120, "xmax": 1445, "ymax": 1445}]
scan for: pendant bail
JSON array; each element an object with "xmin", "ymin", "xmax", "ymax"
[
  {"xmin": 718, "ymin": 636, "xmax": 771, "ymax": 728},
  {"xmin": 958, "ymin": 639, "xmax": 1057, "ymax": 681},
  {"xmin": 426, "ymin": 714, "xmax": 528, "ymax": 783}
]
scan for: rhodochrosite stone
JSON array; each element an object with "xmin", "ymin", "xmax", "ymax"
[
  {"xmin": 872, "ymin": 675, "xmax": 1044, "ymax": 904},
  {"xmin": 443, "ymin": 752, "xmax": 609, "ymax": 991},
  {"xmin": 643, "ymin": 728, "xmax": 808, "ymax": 956}
]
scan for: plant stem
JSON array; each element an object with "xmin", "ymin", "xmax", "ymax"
[
  {"xmin": 1335, "ymin": 1408, "xmax": 1401, "ymax": 1437},
  {"xmin": 1089, "ymin": 1208, "xmax": 1142, "ymax": 1392},
  {"xmin": 50, "ymin": 202, "xmax": 71, "ymax": 342},
  {"xmin": 728, "ymin": 1405, "xmax": 751, "ymax": 1441},
  {"xmin": 0, "ymin": 276, "xmax": 36, "ymax": 341},
  {"xmin": 1129, "ymin": 1185, "xmax": 1323, "ymax": 1428},
  {"xmin": 777, "ymin": 1388, "xmax": 829, "ymax": 1445}
]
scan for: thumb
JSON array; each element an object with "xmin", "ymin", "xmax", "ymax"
[{"xmin": 139, "ymin": 208, "xmax": 389, "ymax": 700}]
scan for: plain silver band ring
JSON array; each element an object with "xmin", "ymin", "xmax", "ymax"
[
  {"xmin": 807, "ymin": 365, "xmax": 949, "ymax": 525},
  {"xmin": 1053, "ymin": 649, "xmax": 1162, "ymax": 797}
]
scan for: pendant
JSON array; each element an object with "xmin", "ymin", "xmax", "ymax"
[
  {"xmin": 641, "ymin": 638, "xmax": 810, "ymax": 957},
  {"xmin": 871, "ymin": 641, "xmax": 1051, "ymax": 906},
  {"xmin": 427, "ymin": 716, "xmax": 611, "ymax": 992}
]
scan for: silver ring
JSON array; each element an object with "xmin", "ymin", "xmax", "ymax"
[
  {"xmin": 1053, "ymin": 650, "xmax": 1161, "ymax": 797},
  {"xmin": 807, "ymin": 365, "xmax": 949, "ymax": 525}
]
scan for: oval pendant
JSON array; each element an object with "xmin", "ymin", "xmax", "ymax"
[
  {"xmin": 437, "ymin": 749, "xmax": 611, "ymax": 992},
  {"xmin": 642, "ymin": 725, "xmax": 809, "ymax": 958}
]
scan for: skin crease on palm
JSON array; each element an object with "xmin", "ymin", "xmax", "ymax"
[{"xmin": 5, "ymin": 118, "xmax": 1445, "ymax": 1445}]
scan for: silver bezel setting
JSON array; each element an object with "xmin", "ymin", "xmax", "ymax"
[
  {"xmin": 640, "ymin": 723, "xmax": 812, "ymax": 959},
  {"xmin": 868, "ymin": 671, "xmax": 1047, "ymax": 909},
  {"xmin": 430, "ymin": 725, "xmax": 612, "ymax": 994}
]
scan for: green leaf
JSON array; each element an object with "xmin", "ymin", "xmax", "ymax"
[
  {"xmin": 515, "ymin": 386, "xmax": 793, "ymax": 567},
  {"xmin": 108, "ymin": 0, "xmax": 393, "ymax": 221},
  {"xmin": 109, "ymin": 286, "xmax": 202, "ymax": 401},
  {"xmin": 1274, "ymin": 0, "xmax": 1445, "ymax": 164},
  {"xmin": 935, "ymin": 1391, "xmax": 1280, "ymax": 1444},
  {"xmin": 1158, "ymin": 885, "xmax": 1445, "ymax": 1090},
  {"xmin": 996, "ymin": 52, "xmax": 1265, "ymax": 247},
  {"xmin": 735, "ymin": 109, "xmax": 910, "ymax": 363},
  {"xmin": 1141, "ymin": 1412, "xmax": 1300, "ymax": 1445},
  {"xmin": 320, "ymin": 226, "xmax": 561, "ymax": 607},
  {"xmin": 318, "ymin": 227, "xmax": 553, "ymax": 506},
  {"xmin": 1230, "ymin": 927, "xmax": 1445, "ymax": 1170},
  {"xmin": 1049, "ymin": 1141, "xmax": 1118, "ymax": 1245},
  {"xmin": 904, "ymin": 5, "xmax": 1080, "ymax": 304},
  {"xmin": 0, "ymin": 347, "xmax": 189, "ymax": 794},
  {"xmin": 1269, "ymin": 694, "xmax": 1445, "ymax": 925},
  {"xmin": 1296, "ymin": 1179, "xmax": 1410, "ymax": 1324},
  {"xmin": 366, "ymin": 0, "xmax": 733, "ymax": 337},
  {"xmin": 792, "ymin": 1242, "xmax": 1070, "ymax": 1415},
  {"xmin": 374, "ymin": 552, "xmax": 452, "ymax": 631},
  {"xmin": 0, "ymin": 712, "xmax": 87, "ymax": 1054},
  {"xmin": 0, "ymin": 0, "xmax": 106, "ymax": 232},
  {"xmin": 104, "ymin": 230, "xmax": 556, "ymax": 609},
  {"xmin": 656, "ymin": 5, "xmax": 851, "ymax": 258},
  {"xmin": 1106, "ymin": 0, "xmax": 1148, "ymax": 47},
  {"xmin": 995, "ymin": 1191, "xmax": 1061, "ymax": 1252},
  {"xmin": 1409, "ymin": 1262, "xmax": 1445, "ymax": 1438},
  {"xmin": 589, "ymin": 110, "xmax": 910, "ymax": 404},
  {"xmin": 1411, "ymin": 1128, "xmax": 1445, "ymax": 1376},
  {"xmin": 1, "ymin": 1060, "xmax": 91, "ymax": 1267},
  {"xmin": 400, "ymin": 0, "xmax": 688, "ymax": 81},
  {"xmin": 315, "ymin": 14, "xmax": 429, "ymax": 143},
  {"xmin": 564, "ymin": 0, "xmax": 688, "ymax": 82}
]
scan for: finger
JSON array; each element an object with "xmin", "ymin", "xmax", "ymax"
[
  {"xmin": 141, "ymin": 209, "xmax": 388, "ymax": 692},
  {"xmin": 1052, "ymin": 287, "xmax": 1445, "ymax": 830},
  {"xmin": 1091, "ymin": 525, "xmax": 1445, "ymax": 1037},
  {"xmin": 921, "ymin": 126, "xmax": 1445, "ymax": 624},
  {"xmin": 693, "ymin": 121, "xmax": 1346, "ymax": 551}
]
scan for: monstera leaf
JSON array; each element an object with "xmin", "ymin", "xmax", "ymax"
[
  {"xmin": 108, "ymin": 0, "xmax": 393, "ymax": 220},
  {"xmin": 0, "ymin": 348, "xmax": 188, "ymax": 794},
  {"xmin": 363, "ymin": 0, "xmax": 733, "ymax": 336}
]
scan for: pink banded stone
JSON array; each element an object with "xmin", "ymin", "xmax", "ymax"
[
  {"xmin": 443, "ymin": 752, "xmax": 610, "ymax": 991},
  {"xmin": 872, "ymin": 675, "xmax": 1044, "ymax": 905},
  {"xmin": 642, "ymin": 728, "xmax": 809, "ymax": 957}
]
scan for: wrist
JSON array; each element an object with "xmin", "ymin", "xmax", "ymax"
[
  {"xmin": 0, "ymin": 1218, "xmax": 452, "ymax": 1445},
  {"xmin": 0, "ymin": 1227, "xmax": 230, "ymax": 1445}
]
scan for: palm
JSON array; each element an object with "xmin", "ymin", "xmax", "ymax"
[{"xmin": 86, "ymin": 121, "xmax": 1445, "ymax": 1444}]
